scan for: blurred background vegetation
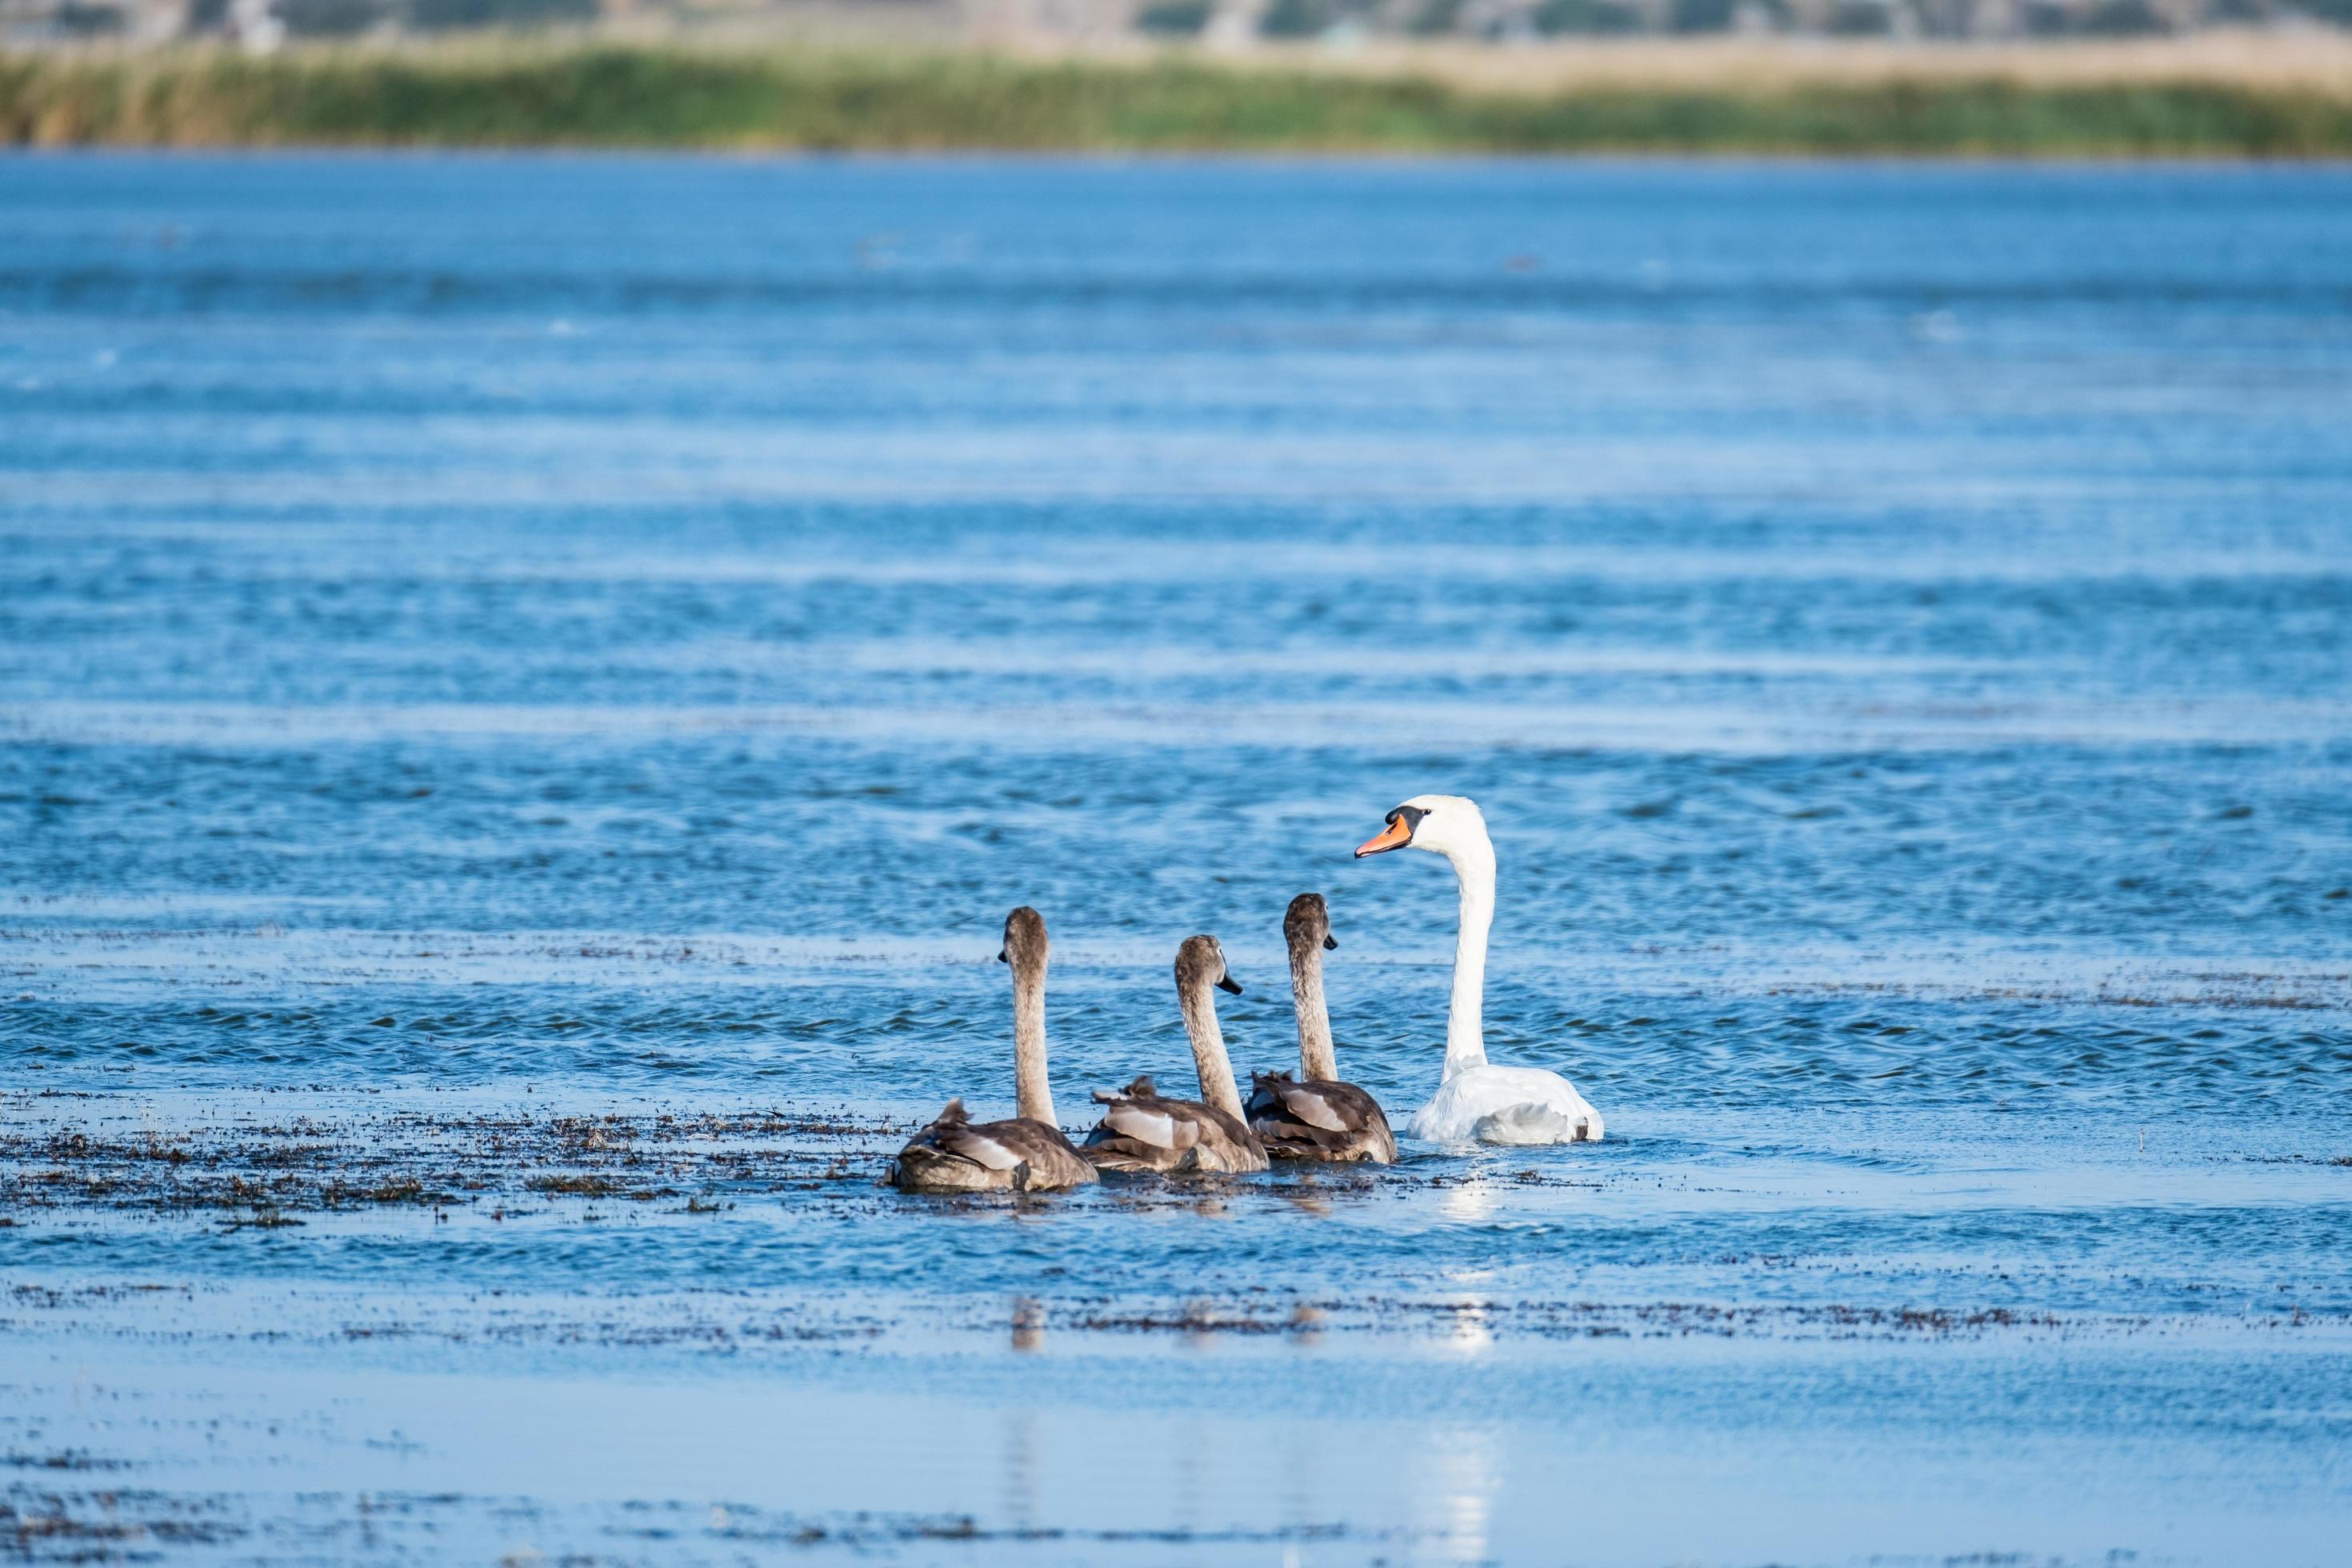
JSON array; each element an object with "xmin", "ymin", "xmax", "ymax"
[
  {"xmin": 5, "ymin": 0, "xmax": 2352, "ymax": 152},
  {"xmin": 10, "ymin": 0, "xmax": 2352, "ymax": 48}
]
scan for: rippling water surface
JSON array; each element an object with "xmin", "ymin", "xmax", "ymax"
[{"xmin": 3, "ymin": 154, "xmax": 2350, "ymax": 1566}]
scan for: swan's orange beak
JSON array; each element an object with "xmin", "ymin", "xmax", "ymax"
[{"xmin": 1354, "ymin": 815, "xmax": 1414, "ymax": 858}]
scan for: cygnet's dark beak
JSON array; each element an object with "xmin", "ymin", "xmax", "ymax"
[
  {"xmin": 1322, "ymin": 933, "xmax": 1338, "ymax": 950},
  {"xmin": 1217, "ymin": 974, "xmax": 1243, "ymax": 995},
  {"xmin": 997, "ymin": 948, "xmax": 1008, "ymax": 963}
]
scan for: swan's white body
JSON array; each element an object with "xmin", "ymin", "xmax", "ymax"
[
  {"xmin": 1358, "ymin": 794, "xmax": 1604, "ymax": 1147},
  {"xmin": 1410, "ymin": 1063, "xmax": 1601, "ymax": 1146}
]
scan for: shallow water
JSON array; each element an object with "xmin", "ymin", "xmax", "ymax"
[{"xmin": 2, "ymin": 153, "xmax": 2350, "ymax": 1566}]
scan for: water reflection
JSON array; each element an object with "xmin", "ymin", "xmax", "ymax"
[
  {"xmin": 1010, "ymin": 1295, "xmax": 1044, "ymax": 1354},
  {"xmin": 1182, "ymin": 1298, "xmax": 1221, "ymax": 1350},
  {"xmin": 1170, "ymin": 1417, "xmax": 1209, "ymax": 1541},
  {"xmin": 1288, "ymin": 1301, "xmax": 1327, "ymax": 1346},
  {"xmin": 1415, "ymin": 1426, "xmax": 1503, "ymax": 1565},
  {"xmin": 1000, "ymin": 1409, "xmax": 1038, "ymax": 1537},
  {"xmin": 1444, "ymin": 1299, "xmax": 1494, "ymax": 1358},
  {"xmin": 1282, "ymin": 1187, "xmax": 1334, "ymax": 1218},
  {"xmin": 1438, "ymin": 1177, "xmax": 1496, "ymax": 1225},
  {"xmin": 1280, "ymin": 1424, "xmax": 1324, "ymax": 1551}
]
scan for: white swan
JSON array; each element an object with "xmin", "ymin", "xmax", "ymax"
[{"xmin": 1354, "ymin": 795, "xmax": 1604, "ymax": 1146}]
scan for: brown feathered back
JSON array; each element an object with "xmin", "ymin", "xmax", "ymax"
[
  {"xmin": 1082, "ymin": 1074, "xmax": 1267, "ymax": 1175},
  {"xmin": 1246, "ymin": 1070, "xmax": 1397, "ymax": 1164}
]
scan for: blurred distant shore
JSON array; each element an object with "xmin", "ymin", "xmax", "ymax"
[{"xmin": 6, "ymin": 31, "xmax": 2352, "ymax": 153}]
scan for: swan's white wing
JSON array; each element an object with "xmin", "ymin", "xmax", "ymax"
[
  {"xmin": 1410, "ymin": 1065, "xmax": 1602, "ymax": 1146},
  {"xmin": 1471, "ymin": 1104, "xmax": 1585, "ymax": 1145}
]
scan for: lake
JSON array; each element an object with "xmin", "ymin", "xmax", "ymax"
[{"xmin": 2, "ymin": 153, "xmax": 2350, "ymax": 1566}]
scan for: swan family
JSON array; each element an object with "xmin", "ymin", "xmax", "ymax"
[{"xmin": 891, "ymin": 794, "xmax": 1602, "ymax": 1192}]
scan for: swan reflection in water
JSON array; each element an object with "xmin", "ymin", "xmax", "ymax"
[
  {"xmin": 1438, "ymin": 1175, "xmax": 1498, "ymax": 1225},
  {"xmin": 1417, "ymin": 1426, "xmax": 1503, "ymax": 1565},
  {"xmin": 1443, "ymin": 1298, "xmax": 1495, "ymax": 1358},
  {"xmin": 1010, "ymin": 1295, "xmax": 1044, "ymax": 1353},
  {"xmin": 1000, "ymin": 1407, "xmax": 1039, "ymax": 1538}
]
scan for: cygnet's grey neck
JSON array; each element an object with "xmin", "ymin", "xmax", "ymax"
[
  {"xmin": 1286, "ymin": 904, "xmax": 1338, "ymax": 1082},
  {"xmin": 1174, "ymin": 942, "xmax": 1244, "ymax": 1120},
  {"xmin": 1003, "ymin": 907, "xmax": 1053, "ymax": 1124}
]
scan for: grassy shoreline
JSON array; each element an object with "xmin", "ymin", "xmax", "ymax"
[{"xmin": 7, "ymin": 40, "xmax": 2352, "ymax": 156}]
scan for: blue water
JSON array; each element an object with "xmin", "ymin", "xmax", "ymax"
[{"xmin": 3, "ymin": 154, "xmax": 2350, "ymax": 1566}]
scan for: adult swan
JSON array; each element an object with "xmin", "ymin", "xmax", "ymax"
[{"xmin": 1354, "ymin": 794, "xmax": 1604, "ymax": 1146}]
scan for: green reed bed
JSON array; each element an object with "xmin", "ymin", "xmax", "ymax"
[{"xmin": 5, "ymin": 46, "xmax": 2351, "ymax": 156}]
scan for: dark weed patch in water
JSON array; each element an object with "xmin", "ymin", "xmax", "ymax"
[
  {"xmin": 0, "ymin": 1106, "xmax": 890, "ymax": 1226},
  {"xmin": 3, "ymin": 1485, "xmax": 1391, "ymax": 1563}
]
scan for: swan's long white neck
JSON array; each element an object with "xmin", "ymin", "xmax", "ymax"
[
  {"xmin": 1441, "ymin": 831, "xmax": 1495, "ymax": 1079},
  {"xmin": 1181, "ymin": 982, "xmax": 1246, "ymax": 1121},
  {"xmin": 1289, "ymin": 933, "xmax": 1338, "ymax": 1082},
  {"xmin": 1011, "ymin": 951, "xmax": 1053, "ymax": 1126}
]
